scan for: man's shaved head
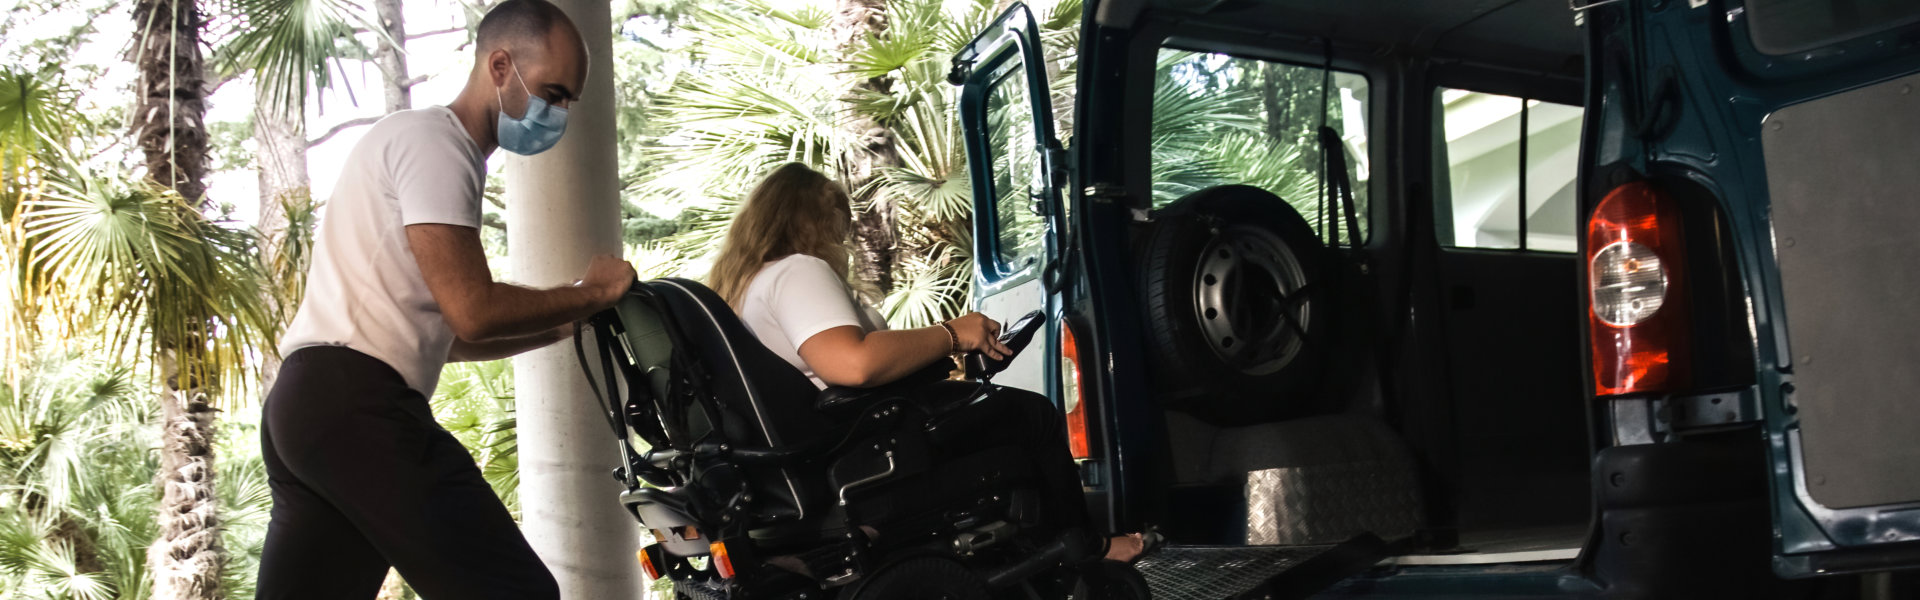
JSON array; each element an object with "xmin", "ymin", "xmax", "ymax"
[
  {"xmin": 454, "ymin": 0, "xmax": 589, "ymax": 154},
  {"xmin": 476, "ymin": 0, "xmax": 580, "ymax": 59}
]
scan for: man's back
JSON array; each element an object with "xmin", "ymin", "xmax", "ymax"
[{"xmin": 280, "ymin": 106, "xmax": 485, "ymax": 398}]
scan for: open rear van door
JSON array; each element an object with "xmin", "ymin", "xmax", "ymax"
[
  {"xmin": 952, "ymin": 4, "xmax": 1067, "ymax": 398},
  {"xmin": 1582, "ymin": 0, "xmax": 1920, "ymax": 578}
]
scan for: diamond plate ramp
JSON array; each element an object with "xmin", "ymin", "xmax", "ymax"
[{"xmin": 1135, "ymin": 535, "xmax": 1388, "ymax": 600}]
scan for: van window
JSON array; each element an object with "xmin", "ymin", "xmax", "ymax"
[
  {"xmin": 1149, "ymin": 49, "xmax": 1371, "ymax": 243},
  {"xmin": 985, "ymin": 65, "xmax": 1045, "ymax": 274},
  {"xmin": 1434, "ymin": 89, "xmax": 1583, "ymax": 252}
]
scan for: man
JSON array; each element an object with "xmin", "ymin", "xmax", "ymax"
[{"xmin": 256, "ymin": 1, "xmax": 634, "ymax": 598}]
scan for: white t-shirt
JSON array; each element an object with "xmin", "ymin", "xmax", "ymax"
[
  {"xmin": 280, "ymin": 106, "xmax": 486, "ymax": 397},
  {"xmin": 736, "ymin": 254, "xmax": 888, "ymax": 389}
]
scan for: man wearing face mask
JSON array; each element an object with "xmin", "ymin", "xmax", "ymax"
[{"xmin": 254, "ymin": 1, "xmax": 632, "ymax": 598}]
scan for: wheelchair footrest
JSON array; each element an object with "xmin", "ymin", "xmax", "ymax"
[
  {"xmin": 1133, "ymin": 535, "xmax": 1387, "ymax": 600},
  {"xmin": 673, "ymin": 578, "xmax": 729, "ymax": 600}
]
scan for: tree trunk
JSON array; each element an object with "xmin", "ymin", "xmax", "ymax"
[
  {"xmin": 254, "ymin": 92, "xmax": 308, "ymax": 256},
  {"xmin": 132, "ymin": 0, "xmax": 224, "ymax": 597},
  {"xmin": 253, "ymin": 80, "xmax": 311, "ymax": 399},
  {"xmin": 833, "ymin": 0, "xmax": 902, "ymax": 305},
  {"xmin": 147, "ymin": 351, "xmax": 225, "ymax": 600},
  {"xmin": 374, "ymin": 0, "xmax": 412, "ymax": 113},
  {"xmin": 133, "ymin": 0, "xmax": 211, "ymax": 205}
]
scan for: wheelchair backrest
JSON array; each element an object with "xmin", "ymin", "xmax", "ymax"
[{"xmin": 601, "ymin": 278, "xmax": 834, "ymax": 520}]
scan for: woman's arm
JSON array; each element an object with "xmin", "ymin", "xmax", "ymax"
[{"xmin": 797, "ymin": 313, "xmax": 1012, "ymax": 388}]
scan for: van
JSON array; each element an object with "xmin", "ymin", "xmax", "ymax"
[{"xmin": 954, "ymin": 0, "xmax": 1920, "ymax": 596}]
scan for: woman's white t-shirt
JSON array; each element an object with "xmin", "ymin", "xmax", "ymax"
[{"xmin": 736, "ymin": 255, "xmax": 887, "ymax": 389}]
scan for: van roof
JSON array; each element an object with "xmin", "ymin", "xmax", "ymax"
[{"xmin": 1097, "ymin": 0, "xmax": 1585, "ymax": 78}]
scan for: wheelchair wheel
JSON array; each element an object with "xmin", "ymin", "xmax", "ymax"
[
  {"xmin": 837, "ymin": 557, "xmax": 989, "ymax": 600},
  {"xmin": 1075, "ymin": 560, "xmax": 1150, "ymax": 600}
]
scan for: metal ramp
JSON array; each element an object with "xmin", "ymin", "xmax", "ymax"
[{"xmin": 1134, "ymin": 536, "xmax": 1388, "ymax": 600}]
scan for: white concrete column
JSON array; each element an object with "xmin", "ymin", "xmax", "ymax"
[{"xmin": 504, "ymin": 0, "xmax": 643, "ymax": 597}]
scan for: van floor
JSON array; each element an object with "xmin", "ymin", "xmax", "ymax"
[{"xmin": 1390, "ymin": 524, "xmax": 1586, "ymax": 565}]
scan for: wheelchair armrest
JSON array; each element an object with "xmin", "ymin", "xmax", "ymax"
[
  {"xmin": 813, "ymin": 360, "xmax": 955, "ymax": 416},
  {"xmin": 815, "ymin": 386, "xmax": 884, "ymax": 416}
]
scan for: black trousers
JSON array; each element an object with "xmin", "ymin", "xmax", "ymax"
[
  {"xmin": 920, "ymin": 381, "xmax": 1092, "ymax": 540},
  {"xmin": 255, "ymin": 346, "xmax": 558, "ymax": 600}
]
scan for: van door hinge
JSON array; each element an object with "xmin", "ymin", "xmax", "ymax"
[
  {"xmin": 1044, "ymin": 145, "xmax": 1069, "ymax": 190},
  {"xmin": 1083, "ymin": 183, "xmax": 1126, "ymax": 204}
]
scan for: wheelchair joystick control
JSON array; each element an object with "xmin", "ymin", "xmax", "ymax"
[{"xmin": 966, "ymin": 310, "xmax": 1046, "ymax": 380}]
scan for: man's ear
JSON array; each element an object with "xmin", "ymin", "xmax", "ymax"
[{"xmin": 486, "ymin": 49, "xmax": 512, "ymax": 87}]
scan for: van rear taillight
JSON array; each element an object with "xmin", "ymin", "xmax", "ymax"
[
  {"xmin": 1588, "ymin": 181, "xmax": 1691, "ymax": 396},
  {"xmin": 1061, "ymin": 322, "xmax": 1090, "ymax": 459}
]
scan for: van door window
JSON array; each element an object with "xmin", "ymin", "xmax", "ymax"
[
  {"xmin": 1434, "ymin": 89, "xmax": 1583, "ymax": 252},
  {"xmin": 986, "ymin": 65, "xmax": 1045, "ymax": 274},
  {"xmin": 1149, "ymin": 50, "xmax": 1371, "ymax": 243}
]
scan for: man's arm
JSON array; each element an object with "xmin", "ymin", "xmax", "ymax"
[
  {"xmin": 407, "ymin": 223, "xmax": 635, "ymax": 342},
  {"xmin": 448, "ymin": 324, "xmax": 574, "ymax": 362}
]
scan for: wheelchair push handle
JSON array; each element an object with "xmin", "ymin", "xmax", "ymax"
[{"xmin": 964, "ymin": 310, "xmax": 1046, "ymax": 380}]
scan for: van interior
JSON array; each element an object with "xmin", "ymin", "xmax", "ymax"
[{"xmin": 1103, "ymin": 0, "xmax": 1597, "ymax": 564}]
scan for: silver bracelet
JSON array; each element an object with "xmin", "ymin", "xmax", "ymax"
[{"xmin": 937, "ymin": 321, "xmax": 960, "ymax": 354}]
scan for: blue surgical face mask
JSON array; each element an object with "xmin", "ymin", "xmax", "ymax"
[{"xmin": 495, "ymin": 60, "xmax": 569, "ymax": 156}]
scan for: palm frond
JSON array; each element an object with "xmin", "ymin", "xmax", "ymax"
[
  {"xmin": 218, "ymin": 0, "xmax": 367, "ymax": 116},
  {"xmin": 19, "ymin": 168, "xmax": 277, "ymax": 401}
]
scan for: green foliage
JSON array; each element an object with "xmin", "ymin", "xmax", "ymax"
[
  {"xmin": 637, "ymin": 0, "xmax": 1082, "ymax": 326},
  {"xmin": 431, "ymin": 360, "xmax": 520, "ymax": 518},
  {"xmin": 0, "ymin": 352, "xmax": 158, "ymax": 600},
  {"xmin": 22, "ymin": 168, "xmax": 278, "ymax": 395},
  {"xmin": 212, "ymin": 0, "xmax": 368, "ymax": 116},
  {"xmin": 1148, "ymin": 51, "xmax": 1354, "ymax": 231},
  {"xmin": 215, "ymin": 418, "xmax": 272, "ymax": 600},
  {"xmin": 0, "ymin": 68, "xmax": 81, "ymax": 222}
]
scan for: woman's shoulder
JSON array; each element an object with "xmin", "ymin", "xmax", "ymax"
[
  {"xmin": 746, "ymin": 254, "xmax": 840, "ymax": 295},
  {"xmin": 760, "ymin": 254, "xmax": 836, "ymax": 278}
]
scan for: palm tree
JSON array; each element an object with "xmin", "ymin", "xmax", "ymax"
[
  {"xmin": 1, "ymin": 68, "xmax": 78, "ymax": 380},
  {"xmin": 639, "ymin": 0, "xmax": 1082, "ymax": 326},
  {"xmin": 216, "ymin": 0, "xmax": 362, "ymax": 310},
  {"xmin": 127, "ymin": 0, "xmax": 242, "ymax": 595},
  {"xmin": 833, "ymin": 0, "xmax": 903, "ymax": 303},
  {"xmin": 22, "ymin": 165, "xmax": 277, "ymax": 600}
]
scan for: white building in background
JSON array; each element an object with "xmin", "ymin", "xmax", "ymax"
[{"xmin": 1440, "ymin": 89, "xmax": 1586, "ymax": 252}]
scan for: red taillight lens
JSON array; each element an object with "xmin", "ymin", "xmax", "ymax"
[
  {"xmin": 709, "ymin": 541, "xmax": 735, "ymax": 579},
  {"xmin": 1061, "ymin": 323, "xmax": 1090, "ymax": 459},
  {"xmin": 636, "ymin": 547, "xmax": 662, "ymax": 581},
  {"xmin": 1587, "ymin": 181, "xmax": 1690, "ymax": 396}
]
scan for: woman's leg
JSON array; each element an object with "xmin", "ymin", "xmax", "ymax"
[{"xmin": 924, "ymin": 385, "xmax": 1093, "ymax": 544}]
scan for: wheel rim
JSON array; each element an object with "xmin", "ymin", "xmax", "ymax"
[{"xmin": 1192, "ymin": 224, "xmax": 1311, "ymax": 375}]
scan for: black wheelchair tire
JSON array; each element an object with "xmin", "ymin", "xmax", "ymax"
[
  {"xmin": 837, "ymin": 556, "xmax": 990, "ymax": 600},
  {"xmin": 1075, "ymin": 559, "xmax": 1151, "ymax": 600}
]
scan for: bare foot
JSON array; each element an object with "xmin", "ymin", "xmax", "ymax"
[{"xmin": 1104, "ymin": 533, "xmax": 1145, "ymax": 562}]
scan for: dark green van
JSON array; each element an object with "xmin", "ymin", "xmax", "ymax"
[{"xmin": 952, "ymin": 0, "xmax": 1920, "ymax": 596}]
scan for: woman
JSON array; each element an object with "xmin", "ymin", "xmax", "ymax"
[{"xmin": 708, "ymin": 163, "xmax": 1144, "ymax": 563}]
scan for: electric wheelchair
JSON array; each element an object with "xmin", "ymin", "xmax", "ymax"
[{"xmin": 576, "ymin": 278, "xmax": 1148, "ymax": 599}]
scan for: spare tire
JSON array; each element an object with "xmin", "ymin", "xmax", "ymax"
[{"xmin": 1135, "ymin": 185, "xmax": 1328, "ymax": 424}]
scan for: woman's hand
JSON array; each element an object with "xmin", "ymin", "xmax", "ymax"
[{"xmin": 945, "ymin": 312, "xmax": 1014, "ymax": 360}]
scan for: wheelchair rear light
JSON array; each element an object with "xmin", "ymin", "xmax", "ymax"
[
  {"xmin": 636, "ymin": 547, "xmax": 662, "ymax": 581},
  {"xmin": 1061, "ymin": 323, "xmax": 1090, "ymax": 459},
  {"xmin": 709, "ymin": 541, "xmax": 736, "ymax": 579},
  {"xmin": 1587, "ymin": 181, "xmax": 1691, "ymax": 396}
]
